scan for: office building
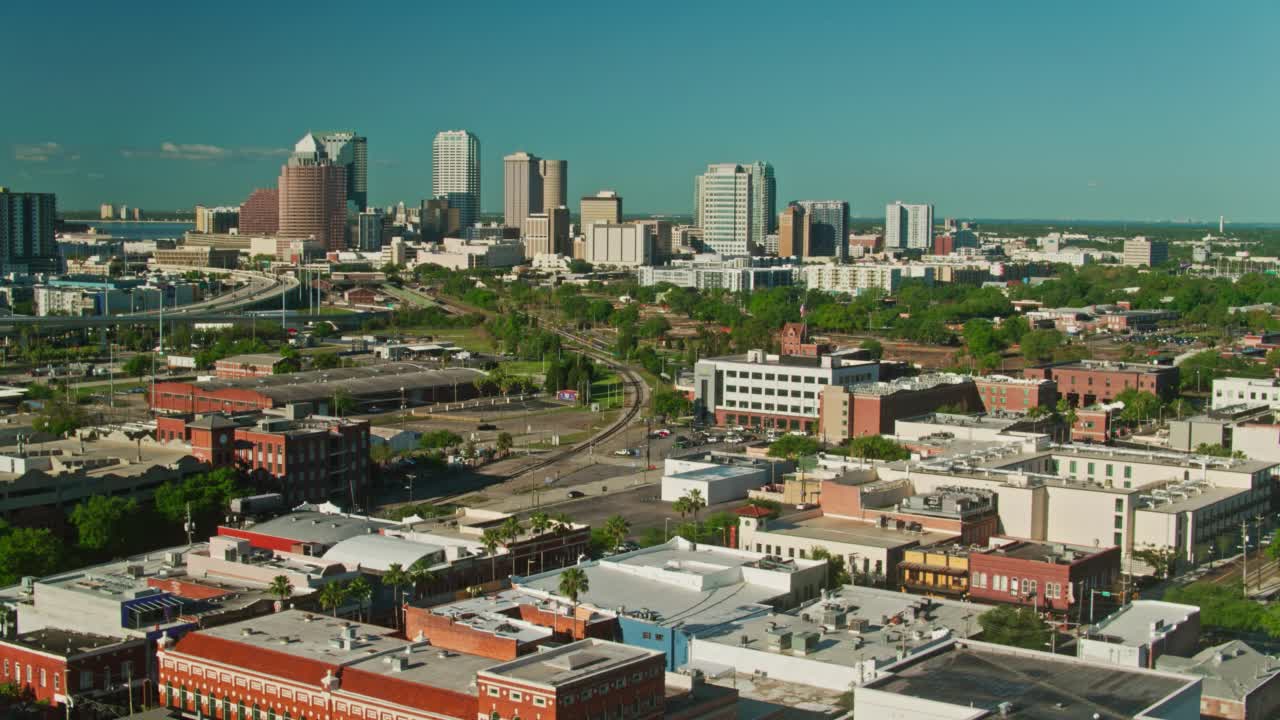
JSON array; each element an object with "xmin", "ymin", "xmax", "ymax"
[
  {"xmin": 1124, "ymin": 236, "xmax": 1170, "ymax": 267},
  {"xmin": 637, "ymin": 254, "xmax": 796, "ymax": 292},
  {"xmin": 583, "ymin": 222, "xmax": 652, "ymax": 267},
  {"xmin": 660, "ymin": 451, "xmax": 792, "ymax": 504},
  {"xmin": 420, "ymin": 196, "xmax": 458, "ymax": 241},
  {"xmin": 316, "ymin": 130, "xmax": 367, "ymax": 210},
  {"xmin": 801, "ymin": 263, "xmax": 906, "ymax": 296},
  {"xmin": 797, "ymin": 200, "xmax": 848, "ymax": 259},
  {"xmin": 1024, "ymin": 360, "xmax": 1179, "ymax": 406},
  {"xmin": 580, "ymin": 190, "xmax": 622, "ymax": 229},
  {"xmin": 98, "ymin": 203, "xmax": 114, "ymax": 220},
  {"xmin": 521, "ymin": 206, "xmax": 570, "ymax": 259},
  {"xmin": 502, "ymin": 151, "xmax": 542, "ymax": 230},
  {"xmin": 238, "ymin": 188, "xmax": 279, "ymax": 234},
  {"xmin": 884, "ymin": 201, "xmax": 934, "ymax": 250},
  {"xmin": 695, "ymin": 164, "xmax": 753, "ymax": 255},
  {"xmin": 539, "ymin": 158, "xmax": 567, "ymax": 211},
  {"xmin": 277, "ymin": 133, "xmax": 349, "ymax": 251},
  {"xmin": 433, "ymin": 130, "xmax": 481, "ymax": 229},
  {"xmin": 632, "ymin": 218, "xmax": 672, "ymax": 259},
  {"xmin": 777, "ymin": 203, "xmax": 808, "ymax": 257},
  {"xmin": 193, "ymin": 205, "xmax": 239, "ymax": 235},
  {"xmin": 417, "ymin": 237, "xmax": 525, "ymax": 269},
  {"xmin": 356, "ymin": 208, "xmax": 385, "ymax": 252},
  {"xmin": 0, "ymin": 188, "xmax": 59, "ymax": 274}
]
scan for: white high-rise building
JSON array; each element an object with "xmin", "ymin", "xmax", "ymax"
[
  {"xmin": 432, "ymin": 130, "xmax": 481, "ymax": 230},
  {"xmin": 884, "ymin": 201, "xmax": 934, "ymax": 250},
  {"xmin": 696, "ymin": 159, "xmax": 773, "ymax": 254},
  {"xmin": 696, "ymin": 164, "xmax": 753, "ymax": 256}
]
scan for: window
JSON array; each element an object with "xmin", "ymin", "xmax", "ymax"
[
  {"xmin": 1106, "ymin": 464, "xmax": 1114, "ymax": 477},
  {"xmin": 642, "ymin": 632, "xmax": 651, "ymax": 640},
  {"xmin": 1114, "ymin": 532, "xmax": 1123, "ymax": 546},
  {"xmin": 487, "ymin": 686, "xmax": 500, "ymax": 697},
  {"xmin": 1087, "ymin": 462, "xmax": 1095, "ymax": 475},
  {"xmin": 655, "ymin": 634, "xmax": 665, "ymax": 641},
  {"xmin": 1124, "ymin": 466, "xmax": 1132, "ymax": 479},
  {"xmin": 1029, "ymin": 580, "xmax": 1037, "ymax": 595},
  {"xmin": 39, "ymin": 669, "xmax": 45, "ymax": 688},
  {"xmin": 1010, "ymin": 577, "xmax": 1019, "ymax": 596},
  {"xmin": 1114, "ymin": 499, "xmax": 1124, "ymax": 512},
  {"xmin": 533, "ymin": 697, "xmax": 546, "ymax": 707},
  {"xmin": 1114, "ymin": 516, "xmax": 1123, "ymax": 529},
  {"xmin": 1069, "ymin": 461, "xmax": 1077, "ymax": 473},
  {"xmin": 510, "ymin": 691, "xmax": 522, "ymax": 702}
]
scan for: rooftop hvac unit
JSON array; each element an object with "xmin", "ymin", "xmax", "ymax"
[{"xmin": 163, "ymin": 551, "xmax": 185, "ymax": 567}]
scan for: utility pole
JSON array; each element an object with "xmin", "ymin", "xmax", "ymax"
[{"xmin": 1242, "ymin": 520, "xmax": 1250, "ymax": 596}]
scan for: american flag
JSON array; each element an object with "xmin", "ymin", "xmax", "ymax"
[{"xmin": 799, "ymin": 303, "xmax": 807, "ymax": 317}]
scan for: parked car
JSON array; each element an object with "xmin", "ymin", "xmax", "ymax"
[
  {"xmin": 567, "ymin": 490, "xmax": 586, "ymax": 499},
  {"xmin": 477, "ymin": 423, "xmax": 497, "ymax": 431},
  {"xmin": 614, "ymin": 448, "xmax": 632, "ymax": 457}
]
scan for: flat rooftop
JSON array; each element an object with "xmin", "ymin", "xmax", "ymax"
[
  {"xmin": 1139, "ymin": 485, "xmax": 1245, "ymax": 514},
  {"xmin": 479, "ymin": 639, "xmax": 661, "ymax": 688},
  {"xmin": 517, "ymin": 540, "xmax": 815, "ymax": 629},
  {"xmin": 166, "ymin": 362, "xmax": 484, "ymax": 404},
  {"xmin": 1042, "ymin": 444, "xmax": 1272, "ymax": 475},
  {"xmin": 669, "ymin": 464, "xmax": 759, "ymax": 482},
  {"xmin": 232, "ymin": 511, "xmax": 399, "ymax": 547},
  {"xmin": 984, "ymin": 540, "xmax": 1111, "ymax": 564},
  {"xmin": 200, "ymin": 610, "xmax": 491, "ymax": 694},
  {"xmin": 866, "ymin": 641, "xmax": 1193, "ymax": 719},
  {"xmin": 756, "ymin": 514, "xmax": 956, "ymax": 550},
  {"xmin": 10, "ymin": 628, "xmax": 140, "ymax": 656},
  {"xmin": 701, "ymin": 586, "xmax": 986, "ymax": 668},
  {"xmin": 1088, "ymin": 600, "xmax": 1198, "ymax": 646}
]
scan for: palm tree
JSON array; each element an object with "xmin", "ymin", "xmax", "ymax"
[
  {"xmin": 318, "ymin": 582, "xmax": 347, "ymax": 618},
  {"xmin": 268, "ymin": 575, "xmax": 293, "ymax": 610},
  {"xmin": 381, "ymin": 563, "xmax": 410, "ymax": 629},
  {"xmin": 500, "ymin": 516, "xmax": 524, "ymax": 575},
  {"xmin": 529, "ymin": 511, "xmax": 552, "ymax": 571},
  {"xmin": 558, "ymin": 567, "xmax": 589, "ymax": 617},
  {"xmin": 682, "ymin": 489, "xmax": 706, "ymax": 543},
  {"xmin": 481, "ymin": 527, "xmax": 503, "ymax": 582},
  {"xmin": 603, "ymin": 515, "xmax": 630, "ymax": 553},
  {"xmin": 408, "ymin": 558, "xmax": 437, "ymax": 602},
  {"xmin": 347, "ymin": 577, "xmax": 373, "ymax": 622}
]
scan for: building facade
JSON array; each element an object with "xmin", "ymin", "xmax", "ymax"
[
  {"xmin": 540, "ymin": 158, "xmax": 567, "ymax": 212},
  {"xmin": 967, "ymin": 540, "xmax": 1121, "ymax": 612},
  {"xmin": 433, "ymin": 130, "xmax": 481, "ymax": 229},
  {"xmin": 801, "ymin": 263, "xmax": 904, "ymax": 296},
  {"xmin": 316, "ymin": 131, "xmax": 368, "ymax": 211},
  {"xmin": 0, "ymin": 188, "xmax": 58, "ymax": 274},
  {"xmin": 521, "ymin": 207, "xmax": 571, "ymax": 259},
  {"xmin": 238, "ymin": 188, "xmax": 280, "ymax": 235},
  {"xmin": 696, "ymin": 164, "xmax": 753, "ymax": 256},
  {"xmin": 1124, "ymin": 236, "xmax": 1170, "ymax": 267},
  {"xmin": 503, "ymin": 151, "xmax": 542, "ymax": 231},
  {"xmin": 583, "ymin": 223, "xmax": 653, "ymax": 267},
  {"xmin": 1024, "ymin": 360, "xmax": 1179, "ymax": 406},
  {"xmin": 884, "ymin": 201, "xmax": 934, "ymax": 250},
  {"xmin": 777, "ymin": 204, "xmax": 808, "ymax": 258},
  {"xmin": 797, "ymin": 200, "xmax": 848, "ymax": 260},
  {"xmin": 694, "ymin": 350, "xmax": 880, "ymax": 431},
  {"xmin": 580, "ymin": 190, "xmax": 622, "ymax": 230},
  {"xmin": 637, "ymin": 255, "xmax": 796, "ymax": 292},
  {"xmin": 278, "ymin": 134, "xmax": 348, "ymax": 252}
]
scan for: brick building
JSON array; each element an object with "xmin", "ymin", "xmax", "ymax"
[
  {"xmin": 156, "ymin": 411, "xmax": 370, "ymax": 505},
  {"xmin": 157, "ymin": 610, "xmax": 667, "ymax": 720},
  {"xmin": 404, "ymin": 594, "xmax": 617, "ymax": 658},
  {"xmin": 477, "ymin": 640, "xmax": 666, "ymax": 720},
  {"xmin": 1024, "ymin": 360, "xmax": 1178, "ymax": 406},
  {"xmin": 778, "ymin": 322, "xmax": 828, "ymax": 358},
  {"xmin": 151, "ymin": 363, "xmax": 486, "ymax": 415},
  {"xmin": 0, "ymin": 629, "xmax": 147, "ymax": 707},
  {"xmin": 972, "ymin": 375, "xmax": 1057, "ymax": 414},
  {"xmin": 818, "ymin": 373, "xmax": 980, "ymax": 442},
  {"xmin": 213, "ymin": 353, "xmax": 285, "ymax": 379},
  {"xmin": 238, "ymin": 188, "xmax": 280, "ymax": 235},
  {"xmin": 820, "ymin": 475, "xmax": 999, "ymax": 546},
  {"xmin": 967, "ymin": 539, "xmax": 1121, "ymax": 613}
]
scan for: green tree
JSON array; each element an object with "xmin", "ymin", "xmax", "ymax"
[
  {"xmin": 347, "ymin": 577, "xmax": 374, "ymax": 622},
  {"xmin": 495, "ymin": 432, "xmax": 514, "ymax": 456},
  {"xmin": 318, "ymin": 582, "xmax": 347, "ymax": 617},
  {"xmin": 153, "ymin": 467, "xmax": 243, "ymax": 533},
  {"xmin": 978, "ymin": 605, "xmax": 1049, "ymax": 650},
  {"xmin": 381, "ymin": 563, "xmax": 410, "ymax": 629},
  {"xmin": 122, "ymin": 353, "xmax": 154, "ymax": 379},
  {"xmin": 639, "ymin": 316, "xmax": 671, "ymax": 339},
  {"xmin": 603, "ymin": 515, "xmax": 631, "ymax": 552},
  {"xmin": 767, "ymin": 435, "xmax": 820, "ymax": 460},
  {"xmin": 652, "ymin": 389, "xmax": 691, "ymax": 419},
  {"xmin": 70, "ymin": 496, "xmax": 139, "ymax": 557},
  {"xmin": 32, "ymin": 397, "xmax": 88, "ymax": 436},
  {"xmin": 846, "ymin": 435, "xmax": 910, "ymax": 461},
  {"xmin": 268, "ymin": 575, "xmax": 294, "ymax": 607},
  {"xmin": 859, "ymin": 338, "xmax": 884, "ymax": 360},
  {"xmin": 1020, "ymin": 329, "xmax": 1063, "ymax": 364},
  {"xmin": 419, "ymin": 430, "xmax": 464, "ymax": 450},
  {"xmin": 1133, "ymin": 545, "xmax": 1177, "ymax": 579},
  {"xmin": 558, "ymin": 567, "xmax": 589, "ymax": 609},
  {"xmin": 332, "ymin": 387, "xmax": 354, "ymax": 417},
  {"xmin": 311, "ymin": 352, "xmax": 341, "ymax": 370},
  {"xmin": 481, "ymin": 528, "xmax": 503, "ymax": 581},
  {"xmin": 808, "ymin": 546, "xmax": 852, "ymax": 589},
  {"xmin": 1116, "ymin": 389, "xmax": 1162, "ymax": 424},
  {"xmin": 0, "ymin": 528, "xmax": 65, "ymax": 585}
]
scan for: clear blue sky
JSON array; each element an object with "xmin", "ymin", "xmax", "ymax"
[{"xmin": 3, "ymin": 0, "xmax": 1276, "ymax": 221}]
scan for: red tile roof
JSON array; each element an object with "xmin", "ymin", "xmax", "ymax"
[
  {"xmin": 170, "ymin": 633, "xmax": 337, "ymax": 687},
  {"xmin": 735, "ymin": 505, "xmax": 772, "ymax": 518},
  {"xmin": 340, "ymin": 668, "xmax": 477, "ymax": 719}
]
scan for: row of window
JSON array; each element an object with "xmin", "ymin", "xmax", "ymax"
[
  {"xmin": 724, "ymin": 385, "xmax": 817, "ymax": 399},
  {"xmin": 3, "ymin": 658, "xmax": 127, "ymax": 692},
  {"xmin": 725, "ymin": 370, "xmax": 824, "ymax": 384},
  {"xmin": 723, "ymin": 400, "xmax": 808, "ymax": 413}
]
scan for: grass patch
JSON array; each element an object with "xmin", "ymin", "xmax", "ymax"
[
  {"xmin": 314, "ymin": 306, "xmax": 357, "ymax": 315},
  {"xmin": 499, "ymin": 360, "xmax": 548, "ymax": 376}
]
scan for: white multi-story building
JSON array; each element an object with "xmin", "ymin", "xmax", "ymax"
[
  {"xmin": 1211, "ymin": 376, "xmax": 1280, "ymax": 411},
  {"xmin": 696, "ymin": 163, "xmax": 752, "ymax": 256},
  {"xmin": 884, "ymin": 201, "xmax": 934, "ymax": 250},
  {"xmin": 638, "ymin": 254, "xmax": 796, "ymax": 291},
  {"xmin": 412, "ymin": 237, "xmax": 523, "ymax": 270},
  {"xmin": 693, "ymin": 349, "xmax": 880, "ymax": 431},
  {"xmin": 432, "ymin": 130, "xmax": 480, "ymax": 229},
  {"xmin": 583, "ymin": 223, "xmax": 653, "ymax": 267},
  {"xmin": 800, "ymin": 263, "xmax": 905, "ymax": 296}
]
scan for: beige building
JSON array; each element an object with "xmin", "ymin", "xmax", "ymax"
[
  {"xmin": 778, "ymin": 204, "xmax": 809, "ymax": 257},
  {"xmin": 503, "ymin": 151, "xmax": 541, "ymax": 230},
  {"xmin": 521, "ymin": 207, "xmax": 571, "ymax": 259},
  {"xmin": 153, "ymin": 246, "xmax": 239, "ymax": 268},
  {"xmin": 1123, "ymin": 236, "xmax": 1169, "ymax": 267},
  {"xmin": 583, "ymin": 223, "xmax": 653, "ymax": 267},
  {"xmin": 540, "ymin": 158, "xmax": 567, "ymax": 212},
  {"xmin": 580, "ymin": 190, "xmax": 622, "ymax": 229},
  {"xmin": 633, "ymin": 219, "xmax": 673, "ymax": 259}
]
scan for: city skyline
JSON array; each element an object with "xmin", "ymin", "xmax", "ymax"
[{"xmin": 1, "ymin": 1, "xmax": 1276, "ymax": 221}]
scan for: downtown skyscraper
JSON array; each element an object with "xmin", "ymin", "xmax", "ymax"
[
  {"xmin": 798, "ymin": 200, "xmax": 849, "ymax": 260},
  {"xmin": 885, "ymin": 201, "xmax": 934, "ymax": 250},
  {"xmin": 316, "ymin": 131, "xmax": 368, "ymax": 211},
  {"xmin": 278, "ymin": 133, "xmax": 348, "ymax": 252},
  {"xmin": 695, "ymin": 161, "xmax": 775, "ymax": 256},
  {"xmin": 503, "ymin": 152, "xmax": 568, "ymax": 231},
  {"xmin": 0, "ymin": 188, "xmax": 58, "ymax": 274},
  {"xmin": 433, "ymin": 130, "xmax": 481, "ymax": 230}
]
